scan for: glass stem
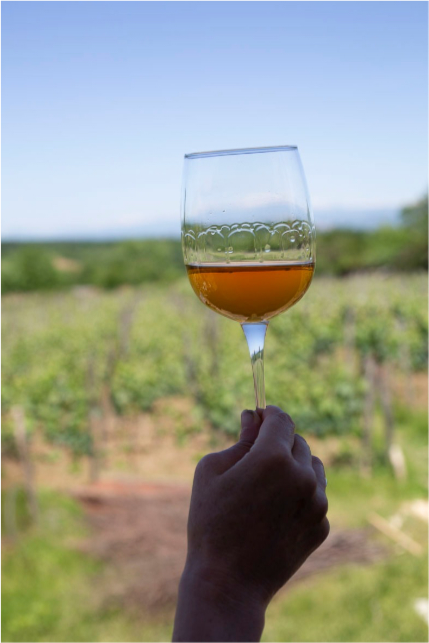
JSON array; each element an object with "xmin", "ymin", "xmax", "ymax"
[{"xmin": 241, "ymin": 322, "xmax": 268, "ymax": 410}]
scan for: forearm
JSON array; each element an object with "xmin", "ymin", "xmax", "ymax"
[{"xmin": 173, "ymin": 562, "xmax": 266, "ymax": 642}]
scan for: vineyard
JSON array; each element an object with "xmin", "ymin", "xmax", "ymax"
[{"xmin": 2, "ymin": 272, "xmax": 427, "ymax": 465}]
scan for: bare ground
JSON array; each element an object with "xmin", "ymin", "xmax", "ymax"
[{"xmin": 73, "ymin": 480, "xmax": 387, "ymax": 615}]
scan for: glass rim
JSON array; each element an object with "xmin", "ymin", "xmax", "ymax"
[{"xmin": 184, "ymin": 145, "xmax": 298, "ymax": 159}]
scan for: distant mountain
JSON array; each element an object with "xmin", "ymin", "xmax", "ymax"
[
  {"xmin": 316, "ymin": 208, "xmax": 401, "ymax": 231},
  {"xmin": 2, "ymin": 219, "xmax": 182, "ymax": 243},
  {"xmin": 2, "ymin": 208, "xmax": 400, "ymax": 242}
]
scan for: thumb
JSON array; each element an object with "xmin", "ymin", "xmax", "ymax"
[{"xmin": 210, "ymin": 410, "xmax": 262, "ymax": 475}]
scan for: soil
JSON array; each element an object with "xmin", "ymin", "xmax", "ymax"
[{"xmin": 73, "ymin": 479, "xmax": 387, "ymax": 615}]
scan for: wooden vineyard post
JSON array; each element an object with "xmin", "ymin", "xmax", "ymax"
[
  {"xmin": 378, "ymin": 362, "xmax": 395, "ymax": 461},
  {"xmin": 170, "ymin": 292, "xmax": 205, "ymax": 405},
  {"xmin": 343, "ymin": 306, "xmax": 356, "ymax": 375},
  {"xmin": 397, "ymin": 318, "xmax": 414, "ymax": 407},
  {"xmin": 88, "ymin": 409, "xmax": 101, "ymax": 484},
  {"xmin": 103, "ymin": 295, "xmax": 141, "ymax": 464},
  {"xmin": 183, "ymin": 329, "xmax": 202, "ymax": 403},
  {"xmin": 100, "ymin": 383, "xmax": 115, "ymax": 470},
  {"xmin": 361, "ymin": 353, "xmax": 376, "ymax": 476},
  {"xmin": 119, "ymin": 297, "xmax": 140, "ymax": 464},
  {"xmin": 87, "ymin": 356, "xmax": 101, "ymax": 483},
  {"xmin": 11, "ymin": 406, "xmax": 38, "ymax": 524},
  {"xmin": 205, "ymin": 311, "xmax": 219, "ymax": 382}
]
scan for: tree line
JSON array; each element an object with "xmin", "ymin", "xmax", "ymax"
[{"xmin": 2, "ymin": 196, "xmax": 427, "ymax": 294}]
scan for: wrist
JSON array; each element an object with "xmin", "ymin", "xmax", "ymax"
[
  {"xmin": 173, "ymin": 557, "xmax": 266, "ymax": 642},
  {"xmin": 182, "ymin": 556, "xmax": 267, "ymax": 611}
]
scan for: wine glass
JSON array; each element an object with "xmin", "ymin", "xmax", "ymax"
[{"xmin": 181, "ymin": 145, "xmax": 315, "ymax": 409}]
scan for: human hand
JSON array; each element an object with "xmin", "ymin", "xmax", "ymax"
[{"xmin": 173, "ymin": 406, "xmax": 329, "ymax": 642}]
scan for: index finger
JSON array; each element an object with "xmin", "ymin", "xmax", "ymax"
[{"xmin": 253, "ymin": 405, "xmax": 295, "ymax": 454}]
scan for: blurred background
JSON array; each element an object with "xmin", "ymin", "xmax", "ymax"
[{"xmin": 2, "ymin": 2, "xmax": 428, "ymax": 642}]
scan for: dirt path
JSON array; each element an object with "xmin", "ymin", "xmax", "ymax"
[{"xmin": 74, "ymin": 480, "xmax": 387, "ymax": 614}]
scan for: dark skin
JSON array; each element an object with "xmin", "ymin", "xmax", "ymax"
[{"xmin": 173, "ymin": 406, "xmax": 329, "ymax": 642}]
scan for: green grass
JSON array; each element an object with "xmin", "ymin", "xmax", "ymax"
[
  {"xmin": 1, "ymin": 492, "xmax": 173, "ymax": 643},
  {"xmin": 263, "ymin": 554, "xmax": 428, "ymax": 643}
]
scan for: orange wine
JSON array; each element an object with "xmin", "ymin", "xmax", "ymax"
[{"xmin": 186, "ymin": 261, "xmax": 314, "ymax": 322}]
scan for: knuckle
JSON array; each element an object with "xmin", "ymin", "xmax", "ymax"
[
  {"xmin": 316, "ymin": 518, "xmax": 330, "ymax": 544},
  {"xmin": 196, "ymin": 453, "xmax": 216, "ymax": 476},
  {"xmin": 312, "ymin": 455, "xmax": 324, "ymax": 469},
  {"xmin": 295, "ymin": 434, "xmax": 311, "ymax": 453},
  {"xmin": 297, "ymin": 467, "xmax": 318, "ymax": 497},
  {"xmin": 266, "ymin": 406, "xmax": 295, "ymax": 430},
  {"xmin": 307, "ymin": 518, "xmax": 330, "ymax": 550},
  {"xmin": 294, "ymin": 434, "xmax": 306, "ymax": 445},
  {"xmin": 265, "ymin": 405, "xmax": 283, "ymax": 413},
  {"xmin": 313, "ymin": 493, "xmax": 329, "ymax": 521},
  {"xmin": 279, "ymin": 411, "xmax": 295, "ymax": 430}
]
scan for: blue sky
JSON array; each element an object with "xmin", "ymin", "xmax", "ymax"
[{"xmin": 2, "ymin": 1, "xmax": 428, "ymax": 239}]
